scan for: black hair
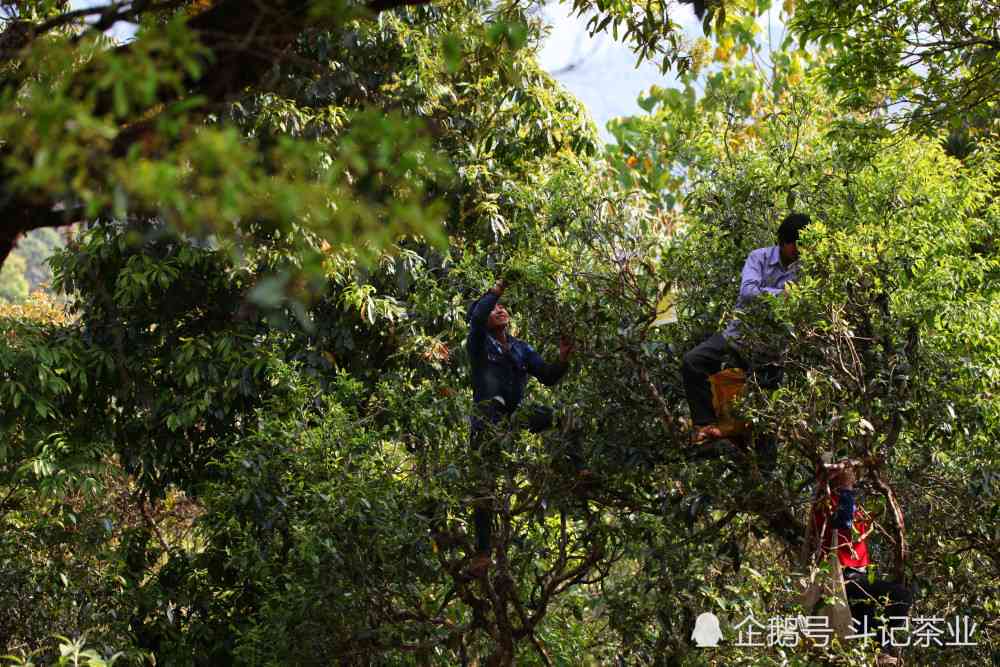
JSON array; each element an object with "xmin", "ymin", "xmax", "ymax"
[{"xmin": 777, "ymin": 213, "xmax": 811, "ymax": 245}]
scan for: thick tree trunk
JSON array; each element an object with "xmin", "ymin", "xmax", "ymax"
[
  {"xmin": 0, "ymin": 202, "xmax": 83, "ymax": 271},
  {"xmin": 0, "ymin": 236, "xmax": 13, "ymax": 273}
]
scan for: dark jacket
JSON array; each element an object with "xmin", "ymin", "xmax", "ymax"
[{"xmin": 467, "ymin": 290, "xmax": 567, "ymax": 415}]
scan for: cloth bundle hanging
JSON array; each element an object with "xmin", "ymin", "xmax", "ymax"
[{"xmin": 799, "ymin": 520, "xmax": 854, "ymax": 640}]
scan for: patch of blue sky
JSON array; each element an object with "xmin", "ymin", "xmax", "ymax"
[
  {"xmin": 70, "ymin": 0, "xmax": 137, "ymax": 43},
  {"xmin": 538, "ymin": 2, "xmax": 791, "ymax": 141}
]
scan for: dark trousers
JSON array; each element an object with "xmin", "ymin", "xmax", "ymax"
[
  {"xmin": 845, "ymin": 573, "xmax": 913, "ymax": 644},
  {"xmin": 470, "ymin": 403, "xmax": 578, "ymax": 554},
  {"xmin": 682, "ymin": 333, "xmax": 783, "ymax": 427},
  {"xmin": 681, "ymin": 333, "xmax": 745, "ymax": 426}
]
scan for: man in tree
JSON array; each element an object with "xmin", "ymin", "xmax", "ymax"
[
  {"xmin": 812, "ymin": 461, "xmax": 913, "ymax": 664},
  {"xmin": 681, "ymin": 213, "xmax": 811, "ymax": 443},
  {"xmin": 464, "ymin": 274, "xmax": 576, "ymax": 576}
]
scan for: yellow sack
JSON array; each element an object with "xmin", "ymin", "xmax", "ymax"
[{"xmin": 709, "ymin": 368, "xmax": 749, "ymax": 437}]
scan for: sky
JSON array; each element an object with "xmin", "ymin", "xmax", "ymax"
[
  {"xmin": 72, "ymin": 0, "xmax": 137, "ymax": 41},
  {"xmin": 536, "ymin": 3, "xmax": 704, "ymax": 138}
]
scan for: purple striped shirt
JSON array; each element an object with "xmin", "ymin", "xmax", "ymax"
[{"xmin": 723, "ymin": 245, "xmax": 798, "ymax": 342}]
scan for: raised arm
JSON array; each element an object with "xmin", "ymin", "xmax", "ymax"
[
  {"xmin": 829, "ymin": 464, "xmax": 857, "ymax": 530},
  {"xmin": 467, "ymin": 279, "xmax": 504, "ymax": 355},
  {"xmin": 831, "ymin": 487, "xmax": 856, "ymax": 530}
]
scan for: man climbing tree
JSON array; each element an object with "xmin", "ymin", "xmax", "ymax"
[
  {"xmin": 681, "ymin": 212, "xmax": 811, "ymax": 443},
  {"xmin": 464, "ymin": 273, "xmax": 577, "ymax": 577},
  {"xmin": 810, "ymin": 461, "xmax": 913, "ymax": 665}
]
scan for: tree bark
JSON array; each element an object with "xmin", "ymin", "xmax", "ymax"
[
  {"xmin": 872, "ymin": 469, "xmax": 908, "ymax": 581},
  {"xmin": 0, "ymin": 202, "xmax": 85, "ymax": 270}
]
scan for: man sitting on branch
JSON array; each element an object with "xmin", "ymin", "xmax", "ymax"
[{"xmin": 682, "ymin": 212, "xmax": 811, "ymax": 444}]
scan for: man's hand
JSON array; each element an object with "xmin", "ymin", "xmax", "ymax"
[{"xmin": 559, "ymin": 335, "xmax": 575, "ymax": 363}]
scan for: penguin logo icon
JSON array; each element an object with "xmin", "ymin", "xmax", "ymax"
[{"xmin": 691, "ymin": 612, "xmax": 722, "ymax": 647}]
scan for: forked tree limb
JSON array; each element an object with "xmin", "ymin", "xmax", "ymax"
[
  {"xmin": 0, "ymin": 203, "xmax": 86, "ymax": 269},
  {"xmin": 867, "ymin": 413, "xmax": 907, "ymax": 581},
  {"xmin": 871, "ymin": 468, "xmax": 908, "ymax": 582}
]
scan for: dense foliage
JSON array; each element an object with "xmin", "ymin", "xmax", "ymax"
[
  {"xmin": 791, "ymin": 0, "xmax": 1000, "ymax": 137},
  {"xmin": 1, "ymin": 1, "xmax": 998, "ymax": 666}
]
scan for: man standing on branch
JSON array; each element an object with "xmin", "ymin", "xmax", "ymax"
[
  {"xmin": 682, "ymin": 213, "xmax": 811, "ymax": 443},
  {"xmin": 464, "ymin": 273, "xmax": 577, "ymax": 577},
  {"xmin": 811, "ymin": 461, "xmax": 913, "ymax": 664}
]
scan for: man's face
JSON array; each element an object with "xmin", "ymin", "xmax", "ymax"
[
  {"xmin": 488, "ymin": 302, "xmax": 510, "ymax": 331},
  {"xmin": 779, "ymin": 240, "xmax": 799, "ymax": 266}
]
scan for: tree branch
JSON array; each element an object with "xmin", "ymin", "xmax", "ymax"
[
  {"xmin": 0, "ymin": 203, "xmax": 86, "ymax": 268},
  {"xmin": 871, "ymin": 469, "xmax": 907, "ymax": 582},
  {"xmin": 366, "ymin": 0, "xmax": 435, "ymax": 11}
]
